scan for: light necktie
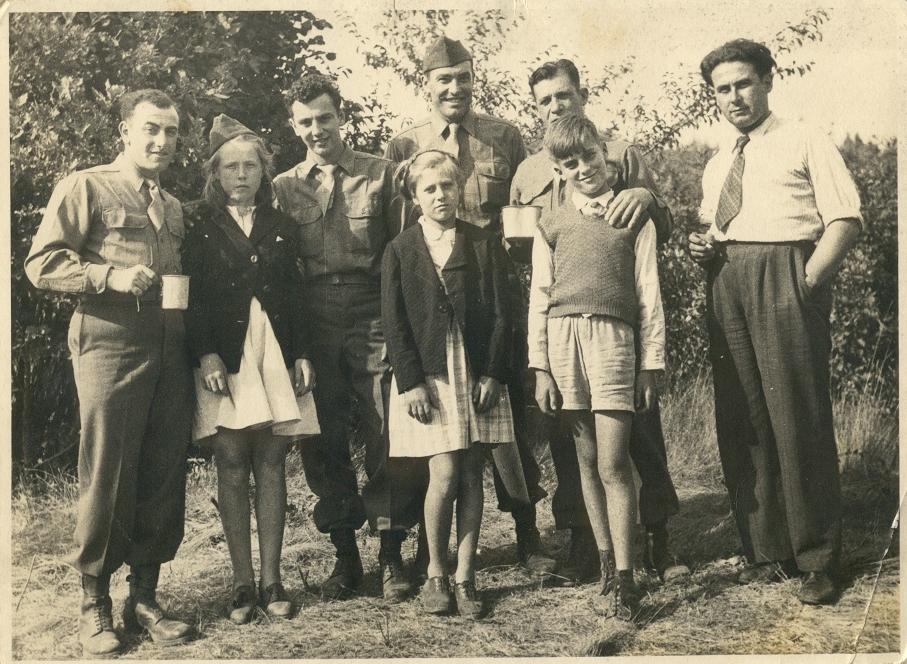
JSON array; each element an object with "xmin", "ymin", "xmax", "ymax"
[
  {"xmin": 236, "ymin": 207, "xmax": 254, "ymax": 237},
  {"xmin": 442, "ymin": 123, "xmax": 460, "ymax": 158},
  {"xmin": 715, "ymin": 134, "xmax": 750, "ymax": 231},
  {"xmin": 145, "ymin": 180, "xmax": 166, "ymax": 231},
  {"xmin": 317, "ymin": 163, "xmax": 337, "ymax": 192}
]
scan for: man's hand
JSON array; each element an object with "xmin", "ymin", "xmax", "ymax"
[
  {"xmin": 605, "ymin": 187, "xmax": 654, "ymax": 231},
  {"xmin": 635, "ymin": 369, "xmax": 661, "ymax": 413},
  {"xmin": 106, "ymin": 265, "xmax": 157, "ymax": 296},
  {"xmin": 405, "ymin": 383, "xmax": 435, "ymax": 424},
  {"xmin": 294, "ymin": 358, "xmax": 316, "ymax": 396},
  {"xmin": 688, "ymin": 231, "xmax": 716, "ymax": 265},
  {"xmin": 473, "ymin": 375, "xmax": 502, "ymax": 414},
  {"xmin": 200, "ymin": 353, "xmax": 230, "ymax": 395},
  {"xmin": 534, "ymin": 369, "xmax": 562, "ymax": 416}
]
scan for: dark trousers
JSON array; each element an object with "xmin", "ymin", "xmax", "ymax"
[
  {"xmin": 68, "ymin": 301, "xmax": 193, "ymax": 577},
  {"xmin": 302, "ymin": 283, "xmax": 421, "ymax": 533},
  {"xmin": 707, "ymin": 242, "xmax": 841, "ymax": 572}
]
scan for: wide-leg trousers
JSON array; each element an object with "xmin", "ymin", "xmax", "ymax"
[
  {"xmin": 68, "ymin": 300, "xmax": 193, "ymax": 577},
  {"xmin": 707, "ymin": 242, "xmax": 841, "ymax": 572}
]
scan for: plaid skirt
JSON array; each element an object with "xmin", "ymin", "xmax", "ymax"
[
  {"xmin": 192, "ymin": 297, "xmax": 321, "ymax": 442},
  {"xmin": 388, "ymin": 316, "xmax": 515, "ymax": 458}
]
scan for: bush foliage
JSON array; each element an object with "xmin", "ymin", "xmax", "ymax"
[{"xmin": 10, "ymin": 10, "xmax": 897, "ymax": 473}]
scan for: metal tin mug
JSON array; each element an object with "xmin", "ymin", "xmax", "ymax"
[
  {"xmin": 502, "ymin": 205, "xmax": 540, "ymax": 238},
  {"xmin": 161, "ymin": 274, "xmax": 190, "ymax": 310}
]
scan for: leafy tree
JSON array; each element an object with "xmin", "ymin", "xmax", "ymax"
[{"xmin": 10, "ymin": 11, "xmax": 341, "ymax": 471}]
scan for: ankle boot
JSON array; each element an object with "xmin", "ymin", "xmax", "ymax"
[
  {"xmin": 598, "ymin": 549, "xmax": 616, "ymax": 595},
  {"xmin": 79, "ymin": 575, "xmax": 121, "ymax": 657},
  {"xmin": 123, "ymin": 565, "xmax": 194, "ymax": 646},
  {"xmin": 514, "ymin": 505, "xmax": 556, "ymax": 575}
]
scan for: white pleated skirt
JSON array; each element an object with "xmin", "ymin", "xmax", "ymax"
[
  {"xmin": 387, "ymin": 316, "xmax": 515, "ymax": 458},
  {"xmin": 192, "ymin": 297, "xmax": 321, "ymax": 442}
]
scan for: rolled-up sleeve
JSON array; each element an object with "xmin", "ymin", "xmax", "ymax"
[
  {"xmin": 24, "ymin": 175, "xmax": 111, "ymax": 294},
  {"xmin": 805, "ymin": 130, "xmax": 864, "ymax": 229},
  {"xmin": 527, "ymin": 226, "xmax": 555, "ymax": 372}
]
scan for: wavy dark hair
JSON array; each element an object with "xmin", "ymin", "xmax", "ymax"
[
  {"xmin": 528, "ymin": 59, "xmax": 582, "ymax": 95},
  {"xmin": 202, "ymin": 134, "xmax": 275, "ymax": 207},
  {"xmin": 700, "ymin": 39, "xmax": 777, "ymax": 86},
  {"xmin": 283, "ymin": 72, "xmax": 343, "ymax": 114}
]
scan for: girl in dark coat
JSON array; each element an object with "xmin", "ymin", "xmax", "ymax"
[{"xmin": 184, "ymin": 115, "xmax": 319, "ymax": 624}]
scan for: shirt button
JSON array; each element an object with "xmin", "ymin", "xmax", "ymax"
[{"xmin": 250, "ymin": 255, "xmax": 258, "ymax": 263}]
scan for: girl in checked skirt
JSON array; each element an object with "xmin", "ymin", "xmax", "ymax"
[
  {"xmin": 381, "ymin": 150, "xmax": 515, "ymax": 619},
  {"xmin": 183, "ymin": 115, "xmax": 320, "ymax": 625}
]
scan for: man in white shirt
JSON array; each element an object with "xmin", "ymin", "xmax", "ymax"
[{"xmin": 688, "ymin": 39, "xmax": 863, "ymax": 605}]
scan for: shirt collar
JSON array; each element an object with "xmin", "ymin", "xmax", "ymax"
[
  {"xmin": 418, "ymin": 215, "xmax": 456, "ymax": 241},
  {"xmin": 297, "ymin": 142, "xmax": 354, "ymax": 180},
  {"xmin": 724, "ymin": 112, "xmax": 777, "ymax": 149},
  {"xmin": 572, "ymin": 187, "xmax": 614, "ymax": 211},
  {"xmin": 431, "ymin": 109, "xmax": 476, "ymax": 138},
  {"xmin": 113, "ymin": 153, "xmax": 159, "ymax": 193}
]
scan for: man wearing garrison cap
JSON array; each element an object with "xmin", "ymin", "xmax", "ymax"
[
  {"xmin": 25, "ymin": 89, "xmax": 195, "ymax": 656},
  {"xmin": 385, "ymin": 36, "xmax": 558, "ymax": 576}
]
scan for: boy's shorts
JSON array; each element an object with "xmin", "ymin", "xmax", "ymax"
[{"xmin": 547, "ymin": 314, "xmax": 636, "ymax": 412}]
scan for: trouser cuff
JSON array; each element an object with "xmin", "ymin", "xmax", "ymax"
[
  {"xmin": 81, "ymin": 573, "xmax": 111, "ymax": 598},
  {"xmin": 329, "ymin": 529, "xmax": 359, "ymax": 557}
]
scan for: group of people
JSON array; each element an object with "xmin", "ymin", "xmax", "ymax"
[{"xmin": 24, "ymin": 34, "xmax": 863, "ymax": 658}]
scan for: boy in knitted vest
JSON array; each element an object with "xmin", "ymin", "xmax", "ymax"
[{"xmin": 527, "ymin": 115, "xmax": 665, "ymax": 620}]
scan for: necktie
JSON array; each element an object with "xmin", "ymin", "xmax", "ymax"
[
  {"xmin": 145, "ymin": 180, "xmax": 165, "ymax": 231},
  {"xmin": 316, "ymin": 163, "xmax": 337, "ymax": 193},
  {"xmin": 236, "ymin": 207, "xmax": 254, "ymax": 237},
  {"xmin": 442, "ymin": 123, "xmax": 460, "ymax": 158},
  {"xmin": 715, "ymin": 134, "xmax": 750, "ymax": 231}
]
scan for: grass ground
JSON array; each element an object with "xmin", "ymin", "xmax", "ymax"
[{"xmin": 10, "ymin": 375, "xmax": 899, "ymax": 659}]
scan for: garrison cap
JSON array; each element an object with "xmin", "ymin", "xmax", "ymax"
[
  {"xmin": 422, "ymin": 36, "xmax": 472, "ymax": 73},
  {"xmin": 209, "ymin": 114, "xmax": 257, "ymax": 157}
]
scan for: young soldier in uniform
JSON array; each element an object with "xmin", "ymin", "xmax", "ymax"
[
  {"xmin": 273, "ymin": 73, "xmax": 414, "ymax": 603},
  {"xmin": 689, "ymin": 39, "xmax": 863, "ymax": 605},
  {"xmin": 25, "ymin": 89, "xmax": 195, "ymax": 656},
  {"xmin": 385, "ymin": 36, "xmax": 556, "ymax": 575},
  {"xmin": 511, "ymin": 59, "xmax": 688, "ymax": 584}
]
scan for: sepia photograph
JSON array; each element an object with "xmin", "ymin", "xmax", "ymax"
[{"xmin": 4, "ymin": 0, "xmax": 901, "ymax": 660}]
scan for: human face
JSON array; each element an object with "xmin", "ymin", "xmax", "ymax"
[
  {"xmin": 531, "ymin": 72, "xmax": 588, "ymax": 125},
  {"xmin": 710, "ymin": 60, "xmax": 773, "ymax": 132},
  {"xmin": 413, "ymin": 166, "xmax": 459, "ymax": 226},
  {"xmin": 426, "ymin": 61, "xmax": 474, "ymax": 123},
  {"xmin": 552, "ymin": 142, "xmax": 610, "ymax": 198},
  {"xmin": 119, "ymin": 101, "xmax": 179, "ymax": 177},
  {"xmin": 216, "ymin": 138, "xmax": 262, "ymax": 207},
  {"xmin": 290, "ymin": 94, "xmax": 344, "ymax": 164}
]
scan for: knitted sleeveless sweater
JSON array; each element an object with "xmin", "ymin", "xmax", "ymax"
[{"xmin": 537, "ymin": 201, "xmax": 639, "ymax": 326}]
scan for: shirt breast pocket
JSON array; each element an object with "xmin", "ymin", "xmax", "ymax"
[
  {"xmin": 346, "ymin": 198, "xmax": 385, "ymax": 254},
  {"xmin": 475, "ymin": 159, "xmax": 511, "ymax": 211},
  {"xmin": 293, "ymin": 204, "xmax": 324, "ymax": 258},
  {"xmin": 100, "ymin": 207, "xmax": 151, "ymax": 268}
]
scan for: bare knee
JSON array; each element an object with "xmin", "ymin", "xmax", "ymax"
[
  {"xmin": 598, "ymin": 450, "xmax": 633, "ymax": 487},
  {"xmin": 428, "ymin": 453, "xmax": 460, "ymax": 501}
]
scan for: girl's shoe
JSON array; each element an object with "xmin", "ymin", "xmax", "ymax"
[
  {"xmin": 421, "ymin": 576, "xmax": 452, "ymax": 615},
  {"xmin": 611, "ymin": 570, "xmax": 641, "ymax": 622},
  {"xmin": 259, "ymin": 581, "xmax": 293, "ymax": 618},
  {"xmin": 229, "ymin": 585, "xmax": 257, "ymax": 625},
  {"xmin": 598, "ymin": 549, "xmax": 616, "ymax": 595},
  {"xmin": 453, "ymin": 579, "xmax": 484, "ymax": 619}
]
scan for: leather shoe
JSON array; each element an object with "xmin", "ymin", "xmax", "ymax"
[
  {"xmin": 798, "ymin": 572, "xmax": 838, "ymax": 605},
  {"xmin": 453, "ymin": 579, "xmax": 484, "ymax": 619},
  {"xmin": 737, "ymin": 559, "xmax": 798, "ymax": 585},
  {"xmin": 228, "ymin": 585, "xmax": 256, "ymax": 625},
  {"xmin": 259, "ymin": 582, "xmax": 293, "ymax": 618},
  {"xmin": 321, "ymin": 553, "xmax": 363, "ymax": 600},
  {"xmin": 421, "ymin": 576, "xmax": 452, "ymax": 615},
  {"xmin": 558, "ymin": 527, "xmax": 600, "ymax": 587},
  {"xmin": 381, "ymin": 558, "xmax": 411, "ymax": 604},
  {"xmin": 516, "ymin": 528, "xmax": 557, "ymax": 575},
  {"xmin": 79, "ymin": 595, "xmax": 121, "ymax": 658},
  {"xmin": 123, "ymin": 595, "xmax": 194, "ymax": 645}
]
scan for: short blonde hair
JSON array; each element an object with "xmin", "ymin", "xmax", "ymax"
[
  {"xmin": 394, "ymin": 150, "xmax": 465, "ymax": 202},
  {"xmin": 202, "ymin": 134, "xmax": 275, "ymax": 207}
]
